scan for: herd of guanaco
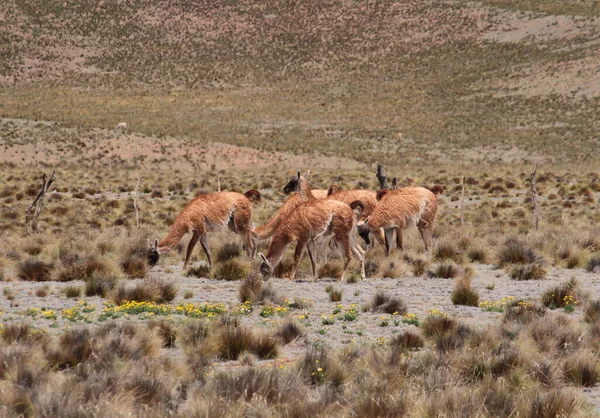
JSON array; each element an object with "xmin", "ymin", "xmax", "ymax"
[{"xmin": 148, "ymin": 166, "xmax": 443, "ymax": 281}]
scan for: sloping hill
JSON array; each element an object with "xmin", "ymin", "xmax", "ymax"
[{"xmin": 0, "ymin": 0, "xmax": 598, "ymax": 168}]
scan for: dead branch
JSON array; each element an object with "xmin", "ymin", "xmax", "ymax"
[
  {"xmin": 531, "ymin": 163, "xmax": 539, "ymax": 230},
  {"xmin": 25, "ymin": 171, "xmax": 55, "ymax": 233},
  {"xmin": 134, "ymin": 176, "xmax": 141, "ymax": 229},
  {"xmin": 460, "ymin": 176, "xmax": 466, "ymax": 226},
  {"xmin": 376, "ymin": 164, "xmax": 389, "ymax": 190}
]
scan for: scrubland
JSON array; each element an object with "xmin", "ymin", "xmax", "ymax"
[{"xmin": 1, "ymin": 0, "xmax": 600, "ymax": 416}]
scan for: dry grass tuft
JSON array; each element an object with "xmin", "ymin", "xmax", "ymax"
[
  {"xmin": 584, "ymin": 300, "xmax": 600, "ymax": 324},
  {"xmin": 85, "ymin": 271, "xmax": 119, "ymax": 297},
  {"xmin": 112, "ymin": 278, "xmax": 177, "ymax": 304},
  {"xmin": 325, "ymin": 285, "xmax": 343, "ymax": 302},
  {"xmin": 587, "ymin": 255, "xmax": 600, "ymax": 273},
  {"xmin": 62, "ymin": 284, "xmax": 82, "ymax": 298},
  {"xmin": 510, "ymin": 263, "xmax": 547, "ymax": 281},
  {"xmin": 276, "ymin": 318, "xmax": 305, "ymax": 344},
  {"xmin": 364, "ymin": 291, "xmax": 407, "ymax": 315},
  {"xmin": 120, "ymin": 256, "xmax": 147, "ymax": 279},
  {"xmin": 186, "ymin": 263, "xmax": 211, "ymax": 278},
  {"xmin": 212, "ymin": 259, "xmax": 250, "ymax": 281},
  {"xmin": 497, "ymin": 239, "xmax": 542, "ymax": 267},
  {"xmin": 434, "ymin": 240, "xmax": 464, "ymax": 263},
  {"xmin": 148, "ymin": 320, "xmax": 177, "ymax": 348},
  {"xmin": 563, "ymin": 354, "xmax": 600, "ymax": 387},
  {"xmin": 541, "ymin": 278, "xmax": 578, "ymax": 309},
  {"xmin": 376, "ymin": 260, "xmax": 407, "ymax": 279},
  {"xmin": 35, "ymin": 284, "xmax": 50, "ymax": 297},
  {"xmin": 17, "ymin": 259, "xmax": 53, "ymax": 281},
  {"xmin": 215, "ymin": 242, "xmax": 241, "ymax": 263},
  {"xmin": 238, "ymin": 272, "xmax": 282, "ymax": 305},
  {"xmin": 528, "ymin": 390, "xmax": 580, "ymax": 418},
  {"xmin": 430, "ymin": 262, "xmax": 461, "ymax": 279},
  {"xmin": 318, "ymin": 261, "xmax": 343, "ymax": 280},
  {"xmin": 451, "ymin": 274, "xmax": 480, "ymax": 306}
]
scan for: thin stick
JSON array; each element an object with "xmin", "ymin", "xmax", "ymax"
[
  {"xmin": 26, "ymin": 171, "xmax": 55, "ymax": 233},
  {"xmin": 460, "ymin": 176, "xmax": 466, "ymax": 226},
  {"xmin": 531, "ymin": 164, "xmax": 539, "ymax": 230},
  {"xmin": 134, "ymin": 176, "xmax": 141, "ymax": 229}
]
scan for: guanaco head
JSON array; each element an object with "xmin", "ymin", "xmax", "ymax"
[
  {"xmin": 327, "ymin": 184, "xmax": 340, "ymax": 196},
  {"xmin": 148, "ymin": 239, "xmax": 159, "ymax": 266},
  {"xmin": 283, "ymin": 170, "xmax": 302, "ymax": 195},
  {"xmin": 244, "ymin": 189, "xmax": 261, "ymax": 202},
  {"xmin": 356, "ymin": 216, "xmax": 371, "ymax": 246},
  {"xmin": 258, "ymin": 253, "xmax": 273, "ymax": 278},
  {"xmin": 429, "ymin": 184, "xmax": 445, "ymax": 195}
]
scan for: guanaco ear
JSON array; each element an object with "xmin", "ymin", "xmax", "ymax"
[
  {"xmin": 258, "ymin": 252, "xmax": 269, "ymax": 265},
  {"xmin": 297, "ymin": 170, "xmax": 301, "ymax": 180},
  {"xmin": 305, "ymin": 169, "xmax": 311, "ymax": 179},
  {"xmin": 153, "ymin": 239, "xmax": 158, "ymax": 251}
]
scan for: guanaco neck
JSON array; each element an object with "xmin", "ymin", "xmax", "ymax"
[
  {"xmin": 157, "ymin": 223, "xmax": 187, "ymax": 254},
  {"xmin": 297, "ymin": 177, "xmax": 316, "ymax": 201}
]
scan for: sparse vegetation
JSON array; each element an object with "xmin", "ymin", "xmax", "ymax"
[{"xmin": 0, "ymin": 0, "xmax": 599, "ymax": 414}]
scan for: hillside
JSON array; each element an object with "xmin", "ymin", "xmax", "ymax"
[{"xmin": 0, "ymin": 0, "xmax": 599, "ymax": 169}]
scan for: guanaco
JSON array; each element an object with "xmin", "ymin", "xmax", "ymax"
[
  {"xmin": 360, "ymin": 186, "xmax": 441, "ymax": 255},
  {"xmin": 253, "ymin": 174, "xmax": 327, "ymax": 241},
  {"xmin": 148, "ymin": 190, "xmax": 260, "ymax": 269},
  {"xmin": 259, "ymin": 171, "xmax": 365, "ymax": 281}
]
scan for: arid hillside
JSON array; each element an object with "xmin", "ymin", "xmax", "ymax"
[{"xmin": 0, "ymin": 0, "xmax": 599, "ymax": 168}]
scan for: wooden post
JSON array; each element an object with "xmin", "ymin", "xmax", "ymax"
[
  {"xmin": 460, "ymin": 176, "xmax": 466, "ymax": 226},
  {"xmin": 531, "ymin": 164, "xmax": 539, "ymax": 230},
  {"xmin": 26, "ymin": 171, "xmax": 55, "ymax": 233},
  {"xmin": 376, "ymin": 164, "xmax": 389, "ymax": 190},
  {"xmin": 134, "ymin": 177, "xmax": 141, "ymax": 229},
  {"xmin": 217, "ymin": 175, "xmax": 222, "ymax": 192}
]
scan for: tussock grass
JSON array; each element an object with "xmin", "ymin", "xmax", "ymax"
[
  {"xmin": 451, "ymin": 275, "xmax": 480, "ymax": 307},
  {"xmin": 215, "ymin": 243, "xmax": 241, "ymax": 263},
  {"xmin": 276, "ymin": 318, "xmax": 305, "ymax": 344},
  {"xmin": 17, "ymin": 259, "xmax": 53, "ymax": 281},
  {"xmin": 430, "ymin": 262, "xmax": 461, "ymax": 279},
  {"xmin": 363, "ymin": 291, "xmax": 407, "ymax": 315},
  {"xmin": 186, "ymin": 263, "xmax": 211, "ymax": 278},
  {"xmin": 62, "ymin": 285, "xmax": 82, "ymax": 298},
  {"xmin": 318, "ymin": 261, "xmax": 343, "ymax": 280},
  {"xmin": 497, "ymin": 239, "xmax": 543, "ymax": 267},
  {"xmin": 563, "ymin": 354, "xmax": 600, "ymax": 387},
  {"xmin": 541, "ymin": 278, "xmax": 578, "ymax": 309},
  {"xmin": 510, "ymin": 263, "xmax": 547, "ymax": 281},
  {"xmin": 325, "ymin": 285, "xmax": 343, "ymax": 302},
  {"xmin": 112, "ymin": 278, "xmax": 177, "ymax": 304},
  {"xmin": 238, "ymin": 272, "xmax": 282, "ymax": 305},
  {"xmin": 212, "ymin": 259, "xmax": 250, "ymax": 281}
]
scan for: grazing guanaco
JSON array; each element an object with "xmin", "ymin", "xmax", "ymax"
[
  {"xmin": 148, "ymin": 190, "xmax": 260, "ymax": 269},
  {"xmin": 360, "ymin": 186, "xmax": 442, "ymax": 255},
  {"xmin": 253, "ymin": 174, "xmax": 326, "ymax": 241},
  {"xmin": 259, "ymin": 171, "xmax": 365, "ymax": 281}
]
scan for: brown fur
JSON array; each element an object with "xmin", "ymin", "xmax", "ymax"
[
  {"xmin": 364, "ymin": 187, "xmax": 439, "ymax": 254},
  {"xmin": 253, "ymin": 172, "xmax": 325, "ymax": 241},
  {"xmin": 243, "ymin": 189, "xmax": 261, "ymax": 202},
  {"xmin": 156, "ymin": 191, "xmax": 256, "ymax": 268},
  {"xmin": 260, "ymin": 173, "xmax": 365, "ymax": 281},
  {"xmin": 327, "ymin": 185, "xmax": 385, "ymax": 248}
]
